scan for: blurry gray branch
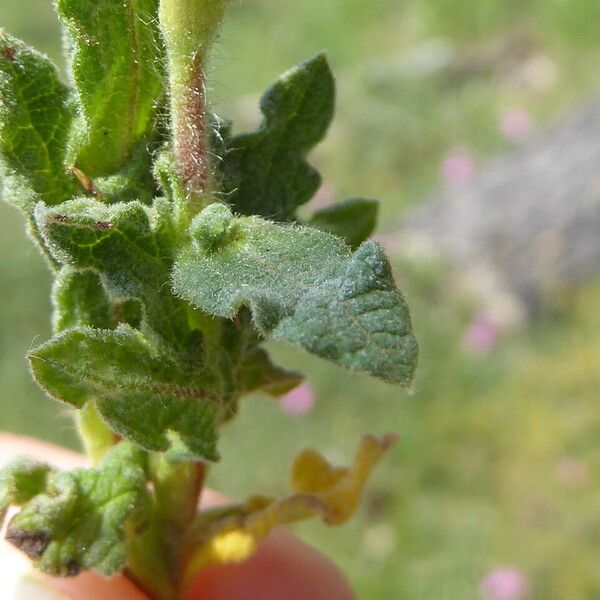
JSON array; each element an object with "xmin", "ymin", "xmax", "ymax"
[{"xmin": 399, "ymin": 95, "xmax": 600, "ymax": 324}]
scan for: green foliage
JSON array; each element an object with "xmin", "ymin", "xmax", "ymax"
[
  {"xmin": 3, "ymin": 442, "xmax": 149, "ymax": 576},
  {"xmin": 56, "ymin": 0, "xmax": 163, "ymax": 177},
  {"xmin": 52, "ymin": 268, "xmax": 113, "ymax": 332},
  {"xmin": 28, "ymin": 325, "xmax": 219, "ymax": 460},
  {"xmin": 0, "ymin": 459, "xmax": 52, "ymax": 523},
  {"xmin": 174, "ymin": 204, "xmax": 417, "ymax": 387},
  {"xmin": 217, "ymin": 53, "xmax": 335, "ymax": 220},
  {"xmin": 8, "ymin": 1, "xmax": 600, "ymax": 597},
  {"xmin": 238, "ymin": 348, "xmax": 303, "ymax": 397},
  {"xmin": 0, "ymin": 31, "xmax": 77, "ymax": 213},
  {"xmin": 35, "ymin": 198, "xmax": 188, "ymax": 345},
  {"xmin": 0, "ymin": 0, "xmax": 417, "ymax": 592},
  {"xmin": 309, "ymin": 197, "xmax": 379, "ymax": 249}
]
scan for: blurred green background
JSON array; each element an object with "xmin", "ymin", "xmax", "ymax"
[{"xmin": 2, "ymin": 1, "xmax": 600, "ymax": 598}]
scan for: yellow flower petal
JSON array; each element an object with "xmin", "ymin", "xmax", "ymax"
[{"xmin": 183, "ymin": 433, "xmax": 396, "ymax": 587}]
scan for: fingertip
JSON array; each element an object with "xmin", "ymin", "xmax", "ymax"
[
  {"xmin": 186, "ymin": 528, "xmax": 355, "ymax": 600},
  {"xmin": 0, "ymin": 539, "xmax": 146, "ymax": 600},
  {"xmin": 0, "ymin": 434, "xmax": 143, "ymax": 600},
  {"xmin": 0, "ymin": 541, "xmax": 148, "ymax": 600},
  {"xmin": 49, "ymin": 572, "xmax": 148, "ymax": 600},
  {"xmin": 0, "ymin": 433, "xmax": 84, "ymax": 469}
]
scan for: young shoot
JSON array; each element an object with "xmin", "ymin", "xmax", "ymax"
[{"xmin": 0, "ymin": 1, "xmax": 418, "ymax": 598}]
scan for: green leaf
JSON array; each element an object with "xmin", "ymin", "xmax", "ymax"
[
  {"xmin": 5, "ymin": 442, "xmax": 148, "ymax": 577},
  {"xmin": 218, "ymin": 54, "xmax": 335, "ymax": 220},
  {"xmin": 56, "ymin": 0, "xmax": 163, "ymax": 176},
  {"xmin": 52, "ymin": 268, "xmax": 113, "ymax": 332},
  {"xmin": 0, "ymin": 459, "xmax": 53, "ymax": 524},
  {"xmin": 0, "ymin": 31, "xmax": 77, "ymax": 212},
  {"xmin": 239, "ymin": 348, "xmax": 303, "ymax": 397},
  {"xmin": 28, "ymin": 325, "xmax": 219, "ymax": 461},
  {"xmin": 93, "ymin": 139, "xmax": 157, "ymax": 204},
  {"xmin": 184, "ymin": 308, "xmax": 301, "ymax": 409},
  {"xmin": 53, "ymin": 268, "xmax": 143, "ymax": 337},
  {"xmin": 309, "ymin": 198, "xmax": 378, "ymax": 249},
  {"xmin": 153, "ymin": 149, "xmax": 187, "ymax": 207},
  {"xmin": 173, "ymin": 204, "xmax": 418, "ymax": 387},
  {"xmin": 35, "ymin": 198, "xmax": 188, "ymax": 345}
]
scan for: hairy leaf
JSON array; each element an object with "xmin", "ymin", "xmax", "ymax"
[
  {"xmin": 52, "ymin": 268, "xmax": 113, "ymax": 332},
  {"xmin": 56, "ymin": 0, "xmax": 163, "ymax": 175},
  {"xmin": 238, "ymin": 348, "xmax": 303, "ymax": 397},
  {"xmin": 5, "ymin": 442, "xmax": 148, "ymax": 577},
  {"xmin": 153, "ymin": 149, "xmax": 187, "ymax": 207},
  {"xmin": 28, "ymin": 325, "xmax": 219, "ymax": 461},
  {"xmin": 0, "ymin": 460, "xmax": 53, "ymax": 524},
  {"xmin": 93, "ymin": 139, "xmax": 156, "ymax": 204},
  {"xmin": 53, "ymin": 268, "xmax": 143, "ymax": 335},
  {"xmin": 0, "ymin": 31, "xmax": 77, "ymax": 212},
  {"xmin": 218, "ymin": 54, "xmax": 334, "ymax": 220},
  {"xmin": 35, "ymin": 198, "xmax": 187, "ymax": 345},
  {"xmin": 173, "ymin": 204, "xmax": 418, "ymax": 387},
  {"xmin": 309, "ymin": 198, "xmax": 378, "ymax": 249}
]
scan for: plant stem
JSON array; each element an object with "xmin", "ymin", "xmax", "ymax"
[
  {"xmin": 131, "ymin": 458, "xmax": 207, "ymax": 599},
  {"xmin": 119, "ymin": 5, "xmax": 229, "ymax": 597},
  {"xmin": 125, "ymin": 522, "xmax": 177, "ymax": 600},
  {"xmin": 124, "ymin": 458, "xmax": 207, "ymax": 600},
  {"xmin": 151, "ymin": 457, "xmax": 207, "ymax": 539},
  {"xmin": 159, "ymin": 0, "xmax": 229, "ymax": 213},
  {"xmin": 76, "ymin": 402, "xmax": 116, "ymax": 466}
]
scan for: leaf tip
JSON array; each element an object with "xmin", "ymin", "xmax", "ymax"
[
  {"xmin": 306, "ymin": 50, "xmax": 332, "ymax": 72},
  {"xmin": 5, "ymin": 526, "xmax": 50, "ymax": 560}
]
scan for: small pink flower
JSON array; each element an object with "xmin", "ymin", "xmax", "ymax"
[
  {"xmin": 500, "ymin": 108, "xmax": 533, "ymax": 143},
  {"xmin": 481, "ymin": 567, "xmax": 529, "ymax": 600},
  {"xmin": 442, "ymin": 148, "xmax": 475, "ymax": 188},
  {"xmin": 308, "ymin": 184, "xmax": 335, "ymax": 210},
  {"xmin": 373, "ymin": 232, "xmax": 401, "ymax": 255},
  {"xmin": 463, "ymin": 313, "xmax": 500, "ymax": 356},
  {"xmin": 556, "ymin": 458, "xmax": 589, "ymax": 487},
  {"xmin": 280, "ymin": 383, "xmax": 316, "ymax": 416}
]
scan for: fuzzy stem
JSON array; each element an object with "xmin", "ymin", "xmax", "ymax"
[
  {"xmin": 125, "ymin": 525, "xmax": 176, "ymax": 600},
  {"xmin": 151, "ymin": 458, "xmax": 207, "ymax": 539},
  {"xmin": 120, "ymin": 5, "xmax": 228, "ymax": 596},
  {"xmin": 151, "ymin": 458, "xmax": 208, "ymax": 597},
  {"xmin": 124, "ymin": 458, "xmax": 207, "ymax": 600},
  {"xmin": 159, "ymin": 0, "xmax": 229, "ymax": 212},
  {"xmin": 76, "ymin": 402, "xmax": 117, "ymax": 466}
]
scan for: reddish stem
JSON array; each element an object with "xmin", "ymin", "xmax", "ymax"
[{"xmin": 174, "ymin": 56, "xmax": 211, "ymax": 197}]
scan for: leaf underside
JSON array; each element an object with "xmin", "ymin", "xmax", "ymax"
[
  {"xmin": 3, "ymin": 442, "xmax": 148, "ymax": 577},
  {"xmin": 173, "ymin": 204, "xmax": 418, "ymax": 387},
  {"xmin": 29, "ymin": 325, "xmax": 219, "ymax": 461},
  {"xmin": 0, "ymin": 31, "xmax": 78, "ymax": 213}
]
